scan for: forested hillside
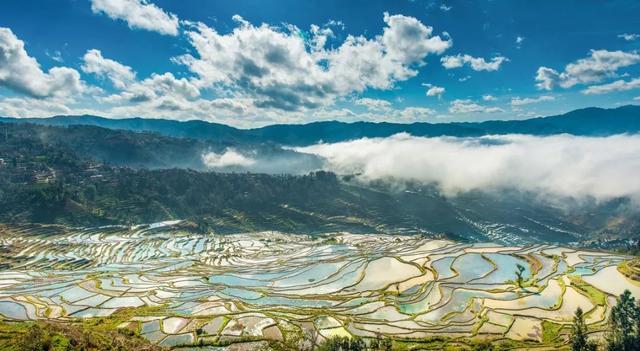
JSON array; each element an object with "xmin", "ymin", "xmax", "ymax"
[{"xmin": 0, "ymin": 122, "xmax": 638, "ymax": 244}]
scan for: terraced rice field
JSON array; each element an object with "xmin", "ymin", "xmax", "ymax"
[{"xmin": 0, "ymin": 222, "xmax": 638, "ymax": 349}]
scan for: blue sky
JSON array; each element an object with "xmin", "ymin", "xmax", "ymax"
[{"xmin": 0, "ymin": 0, "xmax": 639, "ymax": 127}]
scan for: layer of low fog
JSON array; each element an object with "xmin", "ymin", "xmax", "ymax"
[
  {"xmin": 292, "ymin": 133, "xmax": 640, "ymax": 204},
  {"xmin": 201, "ymin": 147, "xmax": 323, "ymax": 174}
]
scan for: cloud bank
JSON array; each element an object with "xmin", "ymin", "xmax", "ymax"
[
  {"xmin": 0, "ymin": 13, "xmax": 453, "ymax": 126},
  {"xmin": 201, "ymin": 148, "xmax": 324, "ymax": 174},
  {"xmin": 177, "ymin": 13, "xmax": 451, "ymax": 111},
  {"xmin": 202, "ymin": 148, "xmax": 256, "ymax": 168},
  {"xmin": 294, "ymin": 133, "xmax": 640, "ymax": 202}
]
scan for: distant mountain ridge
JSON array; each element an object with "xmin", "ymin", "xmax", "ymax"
[{"xmin": 1, "ymin": 105, "xmax": 639, "ymax": 145}]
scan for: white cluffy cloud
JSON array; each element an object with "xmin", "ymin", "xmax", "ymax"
[
  {"xmin": 0, "ymin": 14, "xmax": 452, "ymax": 126},
  {"xmin": 102, "ymin": 72, "xmax": 200, "ymax": 104},
  {"xmin": 0, "ymin": 97, "xmax": 74, "ymax": 117},
  {"xmin": 582, "ymin": 77, "xmax": 640, "ymax": 95},
  {"xmin": 395, "ymin": 107, "xmax": 436, "ymax": 120},
  {"xmin": 177, "ymin": 13, "xmax": 451, "ymax": 111},
  {"xmin": 355, "ymin": 98, "xmax": 392, "ymax": 111},
  {"xmin": 618, "ymin": 33, "xmax": 639, "ymax": 41},
  {"xmin": 510, "ymin": 95, "xmax": 554, "ymax": 106},
  {"xmin": 535, "ymin": 49, "xmax": 640, "ymax": 90},
  {"xmin": 82, "ymin": 49, "xmax": 136, "ymax": 89},
  {"xmin": 79, "ymin": 49, "xmax": 202, "ymax": 117},
  {"xmin": 0, "ymin": 28, "xmax": 85, "ymax": 98},
  {"xmin": 202, "ymin": 148, "xmax": 256, "ymax": 168},
  {"xmin": 449, "ymin": 99, "xmax": 502, "ymax": 114},
  {"xmin": 441, "ymin": 54, "xmax": 508, "ymax": 71},
  {"xmin": 90, "ymin": 0, "xmax": 179, "ymax": 36},
  {"xmin": 425, "ymin": 84, "xmax": 445, "ymax": 97},
  {"xmin": 294, "ymin": 133, "xmax": 640, "ymax": 202}
]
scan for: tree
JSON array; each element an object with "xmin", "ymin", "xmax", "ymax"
[
  {"xmin": 304, "ymin": 327, "xmax": 320, "ymax": 351},
  {"xmin": 515, "ymin": 264, "xmax": 526, "ymax": 288},
  {"xmin": 17, "ymin": 324, "xmax": 50, "ymax": 351},
  {"xmin": 571, "ymin": 307, "xmax": 597, "ymax": 351},
  {"xmin": 606, "ymin": 289, "xmax": 640, "ymax": 351},
  {"xmin": 370, "ymin": 334, "xmax": 392, "ymax": 351},
  {"xmin": 471, "ymin": 340, "xmax": 494, "ymax": 351},
  {"xmin": 317, "ymin": 336, "xmax": 366, "ymax": 351},
  {"xmin": 379, "ymin": 337, "xmax": 392, "ymax": 351}
]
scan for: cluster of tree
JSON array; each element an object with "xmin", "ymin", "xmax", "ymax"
[
  {"xmin": 571, "ymin": 290, "xmax": 640, "ymax": 351},
  {"xmin": 9, "ymin": 322, "xmax": 161, "ymax": 351},
  {"xmin": 0, "ymin": 162, "xmax": 341, "ymax": 230},
  {"xmin": 0, "ymin": 122, "xmax": 223, "ymax": 170},
  {"xmin": 618, "ymin": 241, "xmax": 640, "ymax": 256},
  {"xmin": 571, "ymin": 307, "xmax": 598, "ymax": 351},
  {"xmin": 317, "ymin": 336, "xmax": 391, "ymax": 351},
  {"xmin": 514, "ymin": 263, "xmax": 527, "ymax": 288},
  {"xmin": 606, "ymin": 290, "xmax": 640, "ymax": 351}
]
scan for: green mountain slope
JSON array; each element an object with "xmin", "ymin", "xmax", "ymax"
[{"xmin": 1, "ymin": 122, "xmax": 637, "ymax": 245}]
